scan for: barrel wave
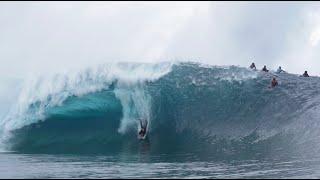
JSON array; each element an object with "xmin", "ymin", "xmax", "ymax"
[{"xmin": 1, "ymin": 62, "xmax": 320, "ymax": 159}]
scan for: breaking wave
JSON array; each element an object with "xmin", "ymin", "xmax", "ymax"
[{"xmin": 1, "ymin": 62, "xmax": 320, "ymax": 159}]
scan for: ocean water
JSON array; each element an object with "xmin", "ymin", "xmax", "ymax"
[
  {"xmin": 1, "ymin": 153, "xmax": 320, "ymax": 178},
  {"xmin": 1, "ymin": 62, "xmax": 320, "ymax": 178}
]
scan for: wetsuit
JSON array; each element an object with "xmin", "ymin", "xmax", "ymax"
[{"xmin": 250, "ymin": 64, "xmax": 256, "ymax": 70}]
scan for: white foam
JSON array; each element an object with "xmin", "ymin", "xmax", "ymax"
[
  {"xmin": 114, "ymin": 86, "xmax": 152, "ymax": 134},
  {"xmin": 0, "ymin": 62, "xmax": 173, "ymax": 147}
]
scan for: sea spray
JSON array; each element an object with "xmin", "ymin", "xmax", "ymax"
[{"xmin": 1, "ymin": 62, "xmax": 320, "ymax": 158}]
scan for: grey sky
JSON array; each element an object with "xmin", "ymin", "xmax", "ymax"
[{"xmin": 1, "ymin": 1, "xmax": 320, "ymax": 78}]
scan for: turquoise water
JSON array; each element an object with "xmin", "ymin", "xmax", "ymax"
[{"xmin": 1, "ymin": 62, "xmax": 320, "ymax": 178}]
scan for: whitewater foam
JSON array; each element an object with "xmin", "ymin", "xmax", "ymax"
[
  {"xmin": 1, "ymin": 62, "xmax": 320, "ymax": 157},
  {"xmin": 0, "ymin": 62, "xmax": 174, "ymax": 150}
]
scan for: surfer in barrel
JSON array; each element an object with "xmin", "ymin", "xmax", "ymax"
[{"xmin": 138, "ymin": 118, "xmax": 148, "ymax": 139}]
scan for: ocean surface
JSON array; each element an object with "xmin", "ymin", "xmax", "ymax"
[
  {"xmin": 1, "ymin": 62, "xmax": 320, "ymax": 178},
  {"xmin": 1, "ymin": 153, "xmax": 320, "ymax": 178}
]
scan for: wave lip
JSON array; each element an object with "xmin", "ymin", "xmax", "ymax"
[
  {"xmin": 0, "ymin": 62, "xmax": 174, "ymax": 151},
  {"xmin": 1, "ymin": 62, "xmax": 320, "ymax": 158}
]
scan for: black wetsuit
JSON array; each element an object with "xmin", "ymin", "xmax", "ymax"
[
  {"xmin": 139, "ymin": 128, "xmax": 146, "ymax": 137},
  {"xmin": 139, "ymin": 120, "xmax": 147, "ymax": 137}
]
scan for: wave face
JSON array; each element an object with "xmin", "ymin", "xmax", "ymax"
[{"xmin": 1, "ymin": 62, "xmax": 320, "ymax": 159}]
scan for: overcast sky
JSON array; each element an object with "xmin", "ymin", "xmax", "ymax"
[{"xmin": 1, "ymin": 1, "xmax": 320, "ymax": 78}]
